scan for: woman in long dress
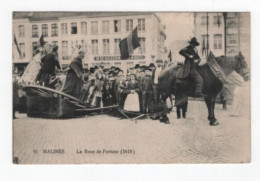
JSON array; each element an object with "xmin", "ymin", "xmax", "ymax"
[
  {"xmin": 123, "ymin": 74, "xmax": 140, "ymax": 112},
  {"xmin": 62, "ymin": 51, "xmax": 84, "ymax": 98},
  {"xmin": 19, "ymin": 46, "xmax": 43, "ymax": 85},
  {"xmin": 227, "ymin": 71, "xmax": 250, "ymax": 117}
]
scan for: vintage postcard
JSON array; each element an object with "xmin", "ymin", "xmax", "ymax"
[{"xmin": 12, "ymin": 11, "xmax": 250, "ymax": 164}]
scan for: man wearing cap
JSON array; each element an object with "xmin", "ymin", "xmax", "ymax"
[
  {"xmin": 179, "ymin": 37, "xmax": 205, "ymax": 97},
  {"xmin": 140, "ymin": 66, "xmax": 154, "ymax": 114},
  {"xmin": 152, "ymin": 59, "xmax": 164, "ymax": 112}
]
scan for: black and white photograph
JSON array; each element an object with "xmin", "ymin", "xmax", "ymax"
[{"xmin": 12, "ymin": 11, "xmax": 251, "ymax": 164}]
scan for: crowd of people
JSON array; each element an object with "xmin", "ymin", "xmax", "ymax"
[
  {"xmin": 13, "ymin": 37, "xmax": 250, "ymax": 120},
  {"xmin": 14, "ymin": 43, "xmax": 172, "ymax": 115}
]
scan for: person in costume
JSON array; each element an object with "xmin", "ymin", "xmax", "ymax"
[{"xmin": 62, "ymin": 51, "xmax": 84, "ymax": 98}]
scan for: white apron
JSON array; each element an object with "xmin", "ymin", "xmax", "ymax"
[{"xmin": 124, "ymin": 92, "xmax": 140, "ymax": 112}]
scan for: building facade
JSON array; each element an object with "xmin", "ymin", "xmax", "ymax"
[
  {"xmin": 193, "ymin": 12, "xmax": 250, "ymax": 103},
  {"xmin": 13, "ymin": 12, "xmax": 167, "ymax": 73},
  {"xmin": 193, "ymin": 12, "xmax": 250, "ymax": 64}
]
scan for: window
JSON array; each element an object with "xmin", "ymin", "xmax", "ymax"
[
  {"xmin": 115, "ymin": 62, "xmax": 121, "ymax": 66},
  {"xmin": 19, "ymin": 43, "xmax": 25, "ymax": 58},
  {"xmin": 71, "ymin": 22, "xmax": 77, "ymax": 34},
  {"xmin": 214, "ymin": 34, "xmax": 222, "ymax": 49},
  {"xmin": 139, "ymin": 61, "xmax": 146, "ymax": 65},
  {"xmin": 91, "ymin": 39, "xmax": 98, "ymax": 55},
  {"xmin": 91, "ymin": 21, "xmax": 98, "ymax": 34},
  {"xmin": 51, "ymin": 23, "xmax": 58, "ymax": 37},
  {"xmin": 114, "ymin": 20, "xmax": 121, "ymax": 33},
  {"xmin": 102, "ymin": 21, "xmax": 109, "ymax": 34},
  {"xmin": 126, "ymin": 61, "xmax": 134, "ymax": 68},
  {"xmin": 62, "ymin": 41, "xmax": 69, "ymax": 60},
  {"xmin": 138, "ymin": 38, "xmax": 145, "ymax": 53},
  {"xmin": 81, "ymin": 22, "xmax": 87, "ymax": 35},
  {"xmin": 201, "ymin": 16, "xmax": 208, "ymax": 25},
  {"xmin": 201, "ymin": 34, "xmax": 210, "ymax": 49},
  {"xmin": 138, "ymin": 19, "xmax": 145, "ymax": 31},
  {"xmin": 103, "ymin": 39, "xmax": 110, "ymax": 55},
  {"xmin": 32, "ymin": 25, "xmax": 38, "ymax": 37},
  {"xmin": 227, "ymin": 18, "xmax": 238, "ymax": 26},
  {"xmin": 227, "ymin": 34, "xmax": 238, "ymax": 45},
  {"xmin": 32, "ymin": 42, "xmax": 38, "ymax": 56},
  {"xmin": 18, "ymin": 25, "xmax": 25, "ymax": 37},
  {"xmin": 126, "ymin": 19, "xmax": 133, "ymax": 32},
  {"xmin": 61, "ymin": 23, "xmax": 68, "ymax": 35},
  {"xmin": 81, "ymin": 40, "xmax": 88, "ymax": 54},
  {"xmin": 42, "ymin": 24, "xmax": 48, "ymax": 37},
  {"xmin": 114, "ymin": 39, "xmax": 121, "ymax": 54},
  {"xmin": 213, "ymin": 16, "xmax": 222, "ymax": 25}
]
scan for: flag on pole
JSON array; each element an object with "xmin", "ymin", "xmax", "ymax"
[
  {"xmin": 168, "ymin": 50, "xmax": 172, "ymax": 62},
  {"xmin": 119, "ymin": 27, "xmax": 140, "ymax": 60},
  {"xmin": 39, "ymin": 34, "xmax": 45, "ymax": 47},
  {"xmin": 13, "ymin": 34, "xmax": 21, "ymax": 57}
]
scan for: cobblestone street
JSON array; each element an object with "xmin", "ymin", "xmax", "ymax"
[{"xmin": 13, "ymin": 100, "xmax": 250, "ymax": 164}]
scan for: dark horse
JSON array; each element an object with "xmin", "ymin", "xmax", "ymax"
[{"xmin": 158, "ymin": 51, "xmax": 249, "ymax": 126}]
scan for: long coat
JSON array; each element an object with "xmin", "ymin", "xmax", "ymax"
[
  {"xmin": 62, "ymin": 58, "xmax": 83, "ymax": 98},
  {"xmin": 177, "ymin": 45, "xmax": 200, "ymax": 78},
  {"xmin": 40, "ymin": 52, "xmax": 61, "ymax": 75},
  {"xmin": 140, "ymin": 75, "xmax": 153, "ymax": 92}
]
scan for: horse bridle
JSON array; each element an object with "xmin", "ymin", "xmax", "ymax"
[{"xmin": 236, "ymin": 55, "xmax": 249, "ymax": 78}]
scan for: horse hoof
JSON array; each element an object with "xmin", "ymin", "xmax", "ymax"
[{"xmin": 210, "ymin": 121, "xmax": 219, "ymax": 126}]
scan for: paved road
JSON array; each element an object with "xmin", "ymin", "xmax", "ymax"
[{"xmin": 13, "ymin": 100, "xmax": 250, "ymax": 164}]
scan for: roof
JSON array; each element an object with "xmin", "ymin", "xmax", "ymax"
[{"xmin": 13, "ymin": 12, "xmax": 155, "ymax": 21}]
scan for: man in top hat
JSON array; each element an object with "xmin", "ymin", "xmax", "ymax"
[
  {"xmin": 179, "ymin": 37, "xmax": 205, "ymax": 97},
  {"xmin": 152, "ymin": 59, "xmax": 164, "ymax": 113}
]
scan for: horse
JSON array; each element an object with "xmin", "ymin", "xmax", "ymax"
[{"xmin": 157, "ymin": 51, "xmax": 249, "ymax": 126}]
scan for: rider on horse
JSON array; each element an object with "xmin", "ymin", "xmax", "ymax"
[{"xmin": 179, "ymin": 37, "xmax": 206, "ymax": 97}]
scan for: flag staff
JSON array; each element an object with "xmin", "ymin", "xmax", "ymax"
[{"xmin": 206, "ymin": 12, "xmax": 209, "ymax": 58}]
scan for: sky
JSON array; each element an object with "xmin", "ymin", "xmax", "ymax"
[
  {"xmin": 156, "ymin": 12, "xmax": 194, "ymax": 46},
  {"xmin": 156, "ymin": 12, "xmax": 194, "ymax": 62}
]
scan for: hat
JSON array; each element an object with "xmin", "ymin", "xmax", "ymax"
[
  {"xmin": 149, "ymin": 63, "xmax": 155, "ymax": 68},
  {"xmin": 90, "ymin": 67, "xmax": 95, "ymax": 73},
  {"xmin": 188, "ymin": 37, "xmax": 200, "ymax": 46},
  {"xmin": 135, "ymin": 64, "xmax": 140, "ymax": 69},
  {"xmin": 156, "ymin": 59, "xmax": 163, "ymax": 63}
]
